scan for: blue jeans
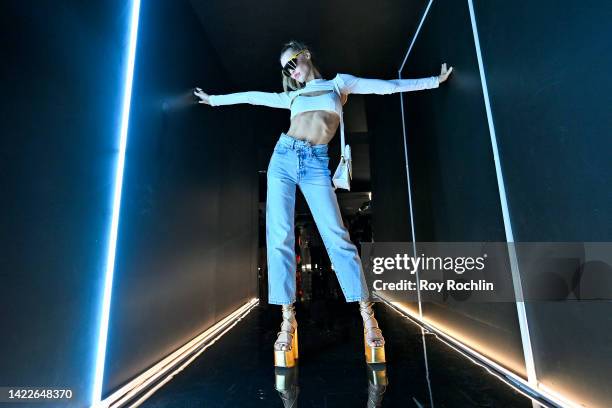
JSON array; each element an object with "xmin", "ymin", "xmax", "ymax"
[{"xmin": 266, "ymin": 133, "xmax": 371, "ymax": 305}]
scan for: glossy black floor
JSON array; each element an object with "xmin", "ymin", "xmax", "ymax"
[{"xmin": 140, "ymin": 298, "xmax": 536, "ymax": 408}]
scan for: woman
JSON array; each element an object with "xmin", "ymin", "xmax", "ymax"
[{"xmin": 194, "ymin": 40, "xmax": 453, "ymax": 368}]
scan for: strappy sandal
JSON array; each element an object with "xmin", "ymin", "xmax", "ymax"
[
  {"xmin": 274, "ymin": 304, "xmax": 299, "ymax": 367},
  {"xmin": 359, "ymin": 301, "xmax": 386, "ymax": 364}
]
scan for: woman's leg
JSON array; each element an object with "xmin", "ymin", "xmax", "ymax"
[
  {"xmin": 266, "ymin": 144, "xmax": 298, "ymax": 305},
  {"xmin": 267, "ymin": 137, "xmax": 300, "ymax": 367},
  {"xmin": 297, "ymin": 149, "xmax": 371, "ymax": 303},
  {"xmin": 297, "ymin": 149, "xmax": 385, "ymax": 359}
]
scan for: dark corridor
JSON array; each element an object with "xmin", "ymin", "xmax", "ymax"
[
  {"xmin": 138, "ymin": 300, "xmax": 535, "ymax": 408},
  {"xmin": 1, "ymin": 1, "xmax": 611, "ymax": 407}
]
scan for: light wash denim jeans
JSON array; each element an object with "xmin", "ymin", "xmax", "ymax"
[{"xmin": 266, "ymin": 133, "xmax": 371, "ymax": 305}]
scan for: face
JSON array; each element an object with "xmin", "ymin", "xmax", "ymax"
[{"xmin": 280, "ymin": 48, "xmax": 311, "ymax": 82}]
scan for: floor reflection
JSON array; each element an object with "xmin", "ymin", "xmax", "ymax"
[
  {"xmin": 139, "ymin": 299, "xmax": 537, "ymax": 407},
  {"xmin": 273, "ymin": 362, "xmax": 389, "ymax": 407},
  {"xmin": 274, "ymin": 366, "xmax": 299, "ymax": 407},
  {"xmin": 365, "ymin": 364, "xmax": 388, "ymax": 407}
]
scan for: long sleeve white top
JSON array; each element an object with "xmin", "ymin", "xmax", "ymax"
[
  {"xmin": 208, "ymin": 73, "xmax": 439, "ymax": 154},
  {"xmin": 208, "ymin": 73, "xmax": 439, "ymax": 109}
]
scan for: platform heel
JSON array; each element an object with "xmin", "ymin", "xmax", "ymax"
[
  {"xmin": 359, "ymin": 301, "xmax": 386, "ymax": 364},
  {"xmin": 274, "ymin": 304, "xmax": 298, "ymax": 367}
]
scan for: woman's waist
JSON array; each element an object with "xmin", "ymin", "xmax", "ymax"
[
  {"xmin": 277, "ymin": 132, "xmax": 331, "ymax": 152},
  {"xmin": 287, "ymin": 113, "xmax": 338, "ymax": 144}
]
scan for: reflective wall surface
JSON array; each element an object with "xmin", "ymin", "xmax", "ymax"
[
  {"xmin": 473, "ymin": 2, "xmax": 612, "ymax": 404},
  {"xmin": 385, "ymin": 0, "xmax": 612, "ymax": 406},
  {"xmin": 0, "ymin": 1, "xmax": 131, "ymax": 406},
  {"xmin": 139, "ymin": 300, "xmax": 537, "ymax": 407},
  {"xmin": 398, "ymin": 0, "xmax": 529, "ymax": 381},
  {"xmin": 0, "ymin": 1, "xmax": 260, "ymax": 405},
  {"xmin": 101, "ymin": 0, "xmax": 259, "ymax": 397}
]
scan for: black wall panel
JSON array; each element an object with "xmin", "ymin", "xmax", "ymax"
[
  {"xmin": 0, "ymin": 1, "xmax": 260, "ymax": 405},
  {"xmin": 101, "ymin": 0, "xmax": 259, "ymax": 396},
  {"xmin": 367, "ymin": 96, "xmax": 413, "ymax": 243},
  {"xmin": 474, "ymin": 0, "xmax": 612, "ymax": 242},
  {"xmin": 398, "ymin": 0, "xmax": 527, "ymax": 377},
  {"xmin": 0, "ymin": 1, "xmax": 132, "ymax": 406},
  {"xmin": 474, "ymin": 1, "xmax": 612, "ymax": 406}
]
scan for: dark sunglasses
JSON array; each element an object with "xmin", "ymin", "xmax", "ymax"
[{"xmin": 282, "ymin": 49, "xmax": 307, "ymax": 77}]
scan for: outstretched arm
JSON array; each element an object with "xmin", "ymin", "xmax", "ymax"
[
  {"xmin": 335, "ymin": 73, "xmax": 439, "ymax": 95},
  {"xmin": 194, "ymin": 88, "xmax": 292, "ymax": 109},
  {"xmin": 335, "ymin": 63, "xmax": 453, "ymax": 95}
]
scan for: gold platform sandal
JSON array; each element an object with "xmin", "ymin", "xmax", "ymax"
[
  {"xmin": 359, "ymin": 301, "xmax": 386, "ymax": 364},
  {"xmin": 274, "ymin": 304, "xmax": 299, "ymax": 367}
]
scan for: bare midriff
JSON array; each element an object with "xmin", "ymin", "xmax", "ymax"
[{"xmin": 285, "ymin": 90, "xmax": 342, "ymax": 145}]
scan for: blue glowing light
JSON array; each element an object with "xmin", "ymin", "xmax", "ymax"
[{"xmin": 91, "ymin": 0, "xmax": 141, "ymax": 406}]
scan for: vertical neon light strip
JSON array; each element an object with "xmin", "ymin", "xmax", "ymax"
[
  {"xmin": 398, "ymin": 0, "xmax": 538, "ymax": 388},
  {"xmin": 92, "ymin": 1, "xmax": 141, "ymax": 406},
  {"xmin": 466, "ymin": 0, "xmax": 537, "ymax": 385},
  {"xmin": 398, "ymin": 0, "xmax": 434, "ymax": 318},
  {"xmin": 398, "ymin": 0, "xmax": 433, "ymax": 73}
]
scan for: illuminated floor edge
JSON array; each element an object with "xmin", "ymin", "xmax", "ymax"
[
  {"xmin": 98, "ymin": 298, "xmax": 259, "ymax": 408},
  {"xmin": 374, "ymin": 293, "xmax": 580, "ymax": 408},
  {"xmin": 137, "ymin": 296, "xmax": 541, "ymax": 407}
]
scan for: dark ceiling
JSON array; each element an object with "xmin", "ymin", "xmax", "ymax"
[{"xmin": 189, "ymin": 0, "xmax": 428, "ymax": 90}]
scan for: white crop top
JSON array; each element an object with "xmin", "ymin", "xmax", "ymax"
[{"xmin": 208, "ymin": 73, "xmax": 439, "ymax": 152}]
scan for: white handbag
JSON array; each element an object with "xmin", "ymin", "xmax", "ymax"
[{"xmin": 332, "ymin": 138, "xmax": 352, "ymax": 191}]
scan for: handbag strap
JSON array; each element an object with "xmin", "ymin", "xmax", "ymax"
[{"xmin": 331, "ymin": 80, "xmax": 346, "ymax": 159}]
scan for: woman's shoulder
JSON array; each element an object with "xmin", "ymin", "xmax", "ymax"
[
  {"xmin": 331, "ymin": 73, "xmax": 359, "ymax": 92},
  {"xmin": 332, "ymin": 72, "xmax": 356, "ymax": 82}
]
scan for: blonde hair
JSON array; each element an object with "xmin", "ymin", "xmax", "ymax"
[{"xmin": 280, "ymin": 40, "xmax": 323, "ymax": 93}]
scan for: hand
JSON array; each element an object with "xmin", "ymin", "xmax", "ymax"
[
  {"xmin": 193, "ymin": 87, "xmax": 211, "ymax": 105},
  {"xmin": 438, "ymin": 63, "xmax": 453, "ymax": 83}
]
